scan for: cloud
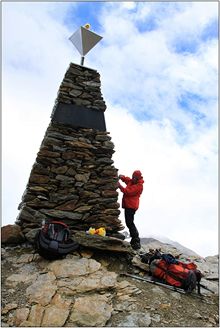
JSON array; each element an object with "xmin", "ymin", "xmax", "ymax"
[
  {"xmin": 106, "ymin": 105, "xmax": 217, "ymax": 257},
  {"xmin": 92, "ymin": 2, "xmax": 217, "ymax": 127},
  {"xmin": 97, "ymin": 2, "xmax": 218, "ymax": 257},
  {"xmin": 2, "ymin": 2, "xmax": 218, "ymax": 257}
]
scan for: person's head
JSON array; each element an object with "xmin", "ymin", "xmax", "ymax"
[{"xmin": 132, "ymin": 170, "xmax": 143, "ymax": 183}]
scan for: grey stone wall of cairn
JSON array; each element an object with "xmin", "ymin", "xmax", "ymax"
[{"xmin": 16, "ymin": 63, "xmax": 124, "ymax": 235}]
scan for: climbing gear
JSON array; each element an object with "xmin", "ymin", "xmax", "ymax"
[
  {"xmin": 120, "ymin": 272, "xmax": 214, "ymax": 303},
  {"xmin": 140, "ymin": 249, "xmax": 161, "ymax": 264},
  {"xmin": 121, "ymin": 272, "xmax": 190, "ymax": 294},
  {"xmin": 198, "ymin": 283, "xmax": 215, "ymax": 294}
]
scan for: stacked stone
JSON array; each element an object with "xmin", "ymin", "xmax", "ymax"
[
  {"xmin": 52, "ymin": 63, "xmax": 106, "ymax": 113},
  {"xmin": 16, "ymin": 63, "xmax": 124, "ymax": 235}
]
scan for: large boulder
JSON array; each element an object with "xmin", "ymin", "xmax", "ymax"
[
  {"xmin": 1, "ymin": 224, "xmax": 25, "ymax": 245},
  {"xmin": 25, "ymin": 228, "xmax": 40, "ymax": 244}
]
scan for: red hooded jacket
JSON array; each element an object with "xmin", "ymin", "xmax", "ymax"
[{"xmin": 118, "ymin": 174, "xmax": 144, "ymax": 210}]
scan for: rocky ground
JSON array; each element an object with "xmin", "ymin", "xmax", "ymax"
[{"xmin": 1, "ymin": 239, "xmax": 219, "ymax": 327}]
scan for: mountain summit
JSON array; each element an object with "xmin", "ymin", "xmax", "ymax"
[{"xmin": 1, "ymin": 230, "xmax": 218, "ymax": 327}]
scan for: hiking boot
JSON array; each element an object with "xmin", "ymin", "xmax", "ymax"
[
  {"xmin": 131, "ymin": 242, "xmax": 141, "ymax": 250},
  {"xmin": 130, "ymin": 237, "xmax": 141, "ymax": 250}
]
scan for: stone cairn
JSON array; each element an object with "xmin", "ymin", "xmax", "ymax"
[{"xmin": 16, "ymin": 63, "xmax": 124, "ymax": 236}]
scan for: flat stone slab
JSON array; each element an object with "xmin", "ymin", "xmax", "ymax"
[
  {"xmin": 69, "ymin": 294, "xmax": 113, "ymax": 327},
  {"xmin": 74, "ymin": 231, "xmax": 134, "ymax": 254}
]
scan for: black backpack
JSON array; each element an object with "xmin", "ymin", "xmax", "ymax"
[{"xmin": 35, "ymin": 220, "xmax": 79, "ymax": 260}]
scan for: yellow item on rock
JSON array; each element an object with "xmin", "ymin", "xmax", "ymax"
[
  {"xmin": 95, "ymin": 227, "xmax": 106, "ymax": 236},
  {"xmin": 88, "ymin": 227, "xmax": 96, "ymax": 235},
  {"xmin": 87, "ymin": 227, "xmax": 106, "ymax": 236}
]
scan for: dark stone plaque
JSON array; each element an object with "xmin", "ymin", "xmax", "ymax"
[{"xmin": 51, "ymin": 103, "xmax": 106, "ymax": 131}]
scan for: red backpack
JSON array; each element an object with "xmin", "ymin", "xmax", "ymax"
[{"xmin": 148, "ymin": 253, "xmax": 201, "ymax": 293}]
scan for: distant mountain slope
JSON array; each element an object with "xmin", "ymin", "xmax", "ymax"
[{"xmin": 140, "ymin": 236, "xmax": 201, "ymax": 257}]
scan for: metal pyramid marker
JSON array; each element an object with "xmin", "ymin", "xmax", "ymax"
[{"xmin": 69, "ymin": 25, "xmax": 103, "ymax": 65}]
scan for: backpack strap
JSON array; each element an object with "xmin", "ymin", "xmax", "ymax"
[
  {"xmin": 56, "ymin": 228, "xmax": 69, "ymax": 242},
  {"xmin": 195, "ymin": 269, "xmax": 202, "ymax": 295}
]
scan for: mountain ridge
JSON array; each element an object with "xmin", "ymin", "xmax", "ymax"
[{"xmin": 140, "ymin": 236, "xmax": 201, "ymax": 257}]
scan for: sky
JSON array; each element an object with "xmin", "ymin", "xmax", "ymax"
[{"xmin": 2, "ymin": 1, "xmax": 218, "ymax": 257}]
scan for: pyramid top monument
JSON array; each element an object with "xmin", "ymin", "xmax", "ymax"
[{"xmin": 69, "ymin": 24, "xmax": 103, "ymax": 66}]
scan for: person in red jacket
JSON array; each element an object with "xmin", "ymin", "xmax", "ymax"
[{"xmin": 118, "ymin": 170, "xmax": 144, "ymax": 250}]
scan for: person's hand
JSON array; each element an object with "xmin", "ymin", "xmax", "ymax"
[{"xmin": 118, "ymin": 174, "xmax": 123, "ymax": 179}]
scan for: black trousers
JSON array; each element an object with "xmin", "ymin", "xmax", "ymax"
[{"xmin": 124, "ymin": 208, "xmax": 140, "ymax": 244}]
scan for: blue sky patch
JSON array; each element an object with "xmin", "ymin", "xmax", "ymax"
[
  {"xmin": 173, "ymin": 37, "xmax": 198, "ymax": 54},
  {"xmin": 136, "ymin": 16, "xmax": 158, "ymax": 33},
  {"xmin": 201, "ymin": 19, "xmax": 218, "ymax": 41},
  {"xmin": 173, "ymin": 18, "xmax": 218, "ymax": 54},
  {"xmin": 173, "ymin": 121, "xmax": 189, "ymax": 144},
  {"xmin": 133, "ymin": 110, "xmax": 154, "ymax": 122},
  {"xmin": 178, "ymin": 92, "xmax": 207, "ymax": 122},
  {"xmin": 134, "ymin": 2, "xmax": 183, "ymax": 33},
  {"xmin": 63, "ymin": 2, "xmax": 104, "ymax": 33},
  {"xmin": 178, "ymin": 92, "xmax": 205, "ymax": 106}
]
